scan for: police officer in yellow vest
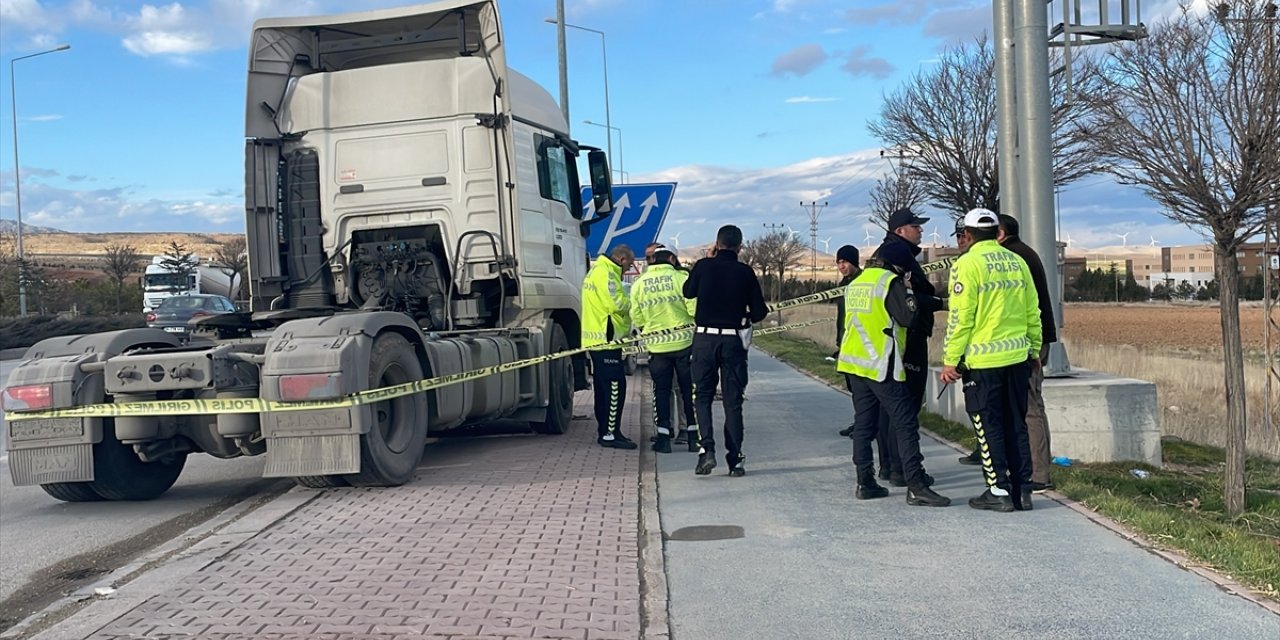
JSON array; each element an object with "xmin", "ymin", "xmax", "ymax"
[
  {"xmin": 838, "ymin": 258, "xmax": 951, "ymax": 507},
  {"xmin": 631, "ymin": 248, "xmax": 698, "ymax": 453},
  {"xmin": 583, "ymin": 245, "xmax": 637, "ymax": 449},
  {"xmin": 940, "ymin": 208, "xmax": 1043, "ymax": 512}
]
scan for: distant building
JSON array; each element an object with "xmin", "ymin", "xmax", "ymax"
[{"xmin": 1161, "ymin": 243, "xmax": 1274, "ymax": 279}]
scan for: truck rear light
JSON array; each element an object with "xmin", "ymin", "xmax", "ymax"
[
  {"xmin": 279, "ymin": 373, "xmax": 342, "ymax": 401},
  {"xmin": 3, "ymin": 384, "xmax": 54, "ymax": 411},
  {"xmin": 145, "ymin": 312, "xmax": 157, "ymax": 322}
]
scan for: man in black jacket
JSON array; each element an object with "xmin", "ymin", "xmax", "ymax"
[
  {"xmin": 872, "ymin": 208, "xmax": 945, "ymax": 486},
  {"xmin": 993, "ymin": 214, "xmax": 1057, "ymax": 491},
  {"xmin": 683, "ymin": 224, "xmax": 769, "ymax": 477}
]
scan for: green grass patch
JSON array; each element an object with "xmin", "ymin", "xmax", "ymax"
[{"xmin": 757, "ymin": 333, "xmax": 1280, "ymax": 601}]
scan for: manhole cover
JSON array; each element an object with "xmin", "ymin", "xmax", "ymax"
[{"xmin": 666, "ymin": 525, "xmax": 745, "ymax": 541}]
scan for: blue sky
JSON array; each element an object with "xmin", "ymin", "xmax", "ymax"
[{"xmin": 0, "ymin": 0, "xmax": 1212, "ymax": 251}]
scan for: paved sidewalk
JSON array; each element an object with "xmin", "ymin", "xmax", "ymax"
[
  {"xmin": 657, "ymin": 350, "xmax": 1280, "ymax": 639},
  {"xmin": 60, "ymin": 387, "xmax": 647, "ymax": 640}
]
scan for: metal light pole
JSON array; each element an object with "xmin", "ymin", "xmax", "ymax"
[
  {"xmin": 583, "ymin": 119, "xmax": 623, "ymax": 182},
  {"xmin": 554, "ymin": 0, "xmax": 569, "ymax": 125},
  {"xmin": 545, "ymin": 19, "xmax": 611, "ymax": 164},
  {"xmin": 10, "ymin": 44, "xmax": 70, "ymax": 317}
]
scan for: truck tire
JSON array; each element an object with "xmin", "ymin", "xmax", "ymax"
[
  {"xmin": 530, "ymin": 325, "xmax": 572, "ymax": 435},
  {"xmin": 293, "ymin": 475, "xmax": 349, "ymax": 489},
  {"xmin": 88, "ymin": 423, "xmax": 187, "ymax": 501},
  {"xmin": 40, "ymin": 482, "xmax": 104, "ymax": 502},
  {"xmin": 344, "ymin": 333, "xmax": 428, "ymax": 487}
]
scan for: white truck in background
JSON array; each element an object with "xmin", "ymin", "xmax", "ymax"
[
  {"xmin": 4, "ymin": 0, "xmax": 616, "ymax": 502},
  {"xmin": 141, "ymin": 256, "xmax": 242, "ymax": 312}
]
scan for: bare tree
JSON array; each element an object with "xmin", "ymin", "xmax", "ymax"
[
  {"xmin": 213, "ymin": 235, "xmax": 249, "ymax": 301},
  {"xmin": 158, "ymin": 241, "xmax": 198, "ymax": 294},
  {"xmin": 742, "ymin": 230, "xmax": 808, "ymax": 302},
  {"xmin": 869, "ymin": 173, "xmax": 930, "ymax": 228},
  {"xmin": 867, "ymin": 35, "xmax": 1104, "ymax": 219},
  {"xmin": 101, "ymin": 243, "xmax": 143, "ymax": 314},
  {"xmin": 1086, "ymin": 2, "xmax": 1280, "ymax": 517}
]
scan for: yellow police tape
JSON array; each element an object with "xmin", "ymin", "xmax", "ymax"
[{"xmin": 6, "ymin": 258, "xmax": 951, "ymax": 421}]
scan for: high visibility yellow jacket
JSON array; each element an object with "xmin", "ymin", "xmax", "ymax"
[
  {"xmin": 837, "ymin": 267, "xmax": 911, "ymax": 382},
  {"xmin": 630, "ymin": 264, "xmax": 696, "ymax": 353},
  {"xmin": 582, "ymin": 255, "xmax": 631, "ymax": 348},
  {"xmin": 943, "ymin": 239, "xmax": 1043, "ymax": 369}
]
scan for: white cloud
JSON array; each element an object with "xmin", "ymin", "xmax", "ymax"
[
  {"xmin": 840, "ymin": 46, "xmax": 894, "ymax": 79},
  {"xmin": 785, "ymin": 96, "xmax": 839, "ymax": 104},
  {"xmin": 24, "ymin": 114, "xmax": 63, "ymax": 122},
  {"xmin": 0, "ymin": 171, "xmax": 243, "ymax": 232},
  {"xmin": 0, "ymin": 0, "xmax": 56, "ymax": 31},
  {"xmin": 123, "ymin": 30, "xmax": 214, "ymax": 56}
]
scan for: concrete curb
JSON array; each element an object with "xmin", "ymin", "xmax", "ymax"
[
  {"xmin": 636, "ymin": 373, "xmax": 672, "ymax": 640},
  {"xmin": 3, "ymin": 486, "xmax": 320, "ymax": 640},
  {"xmin": 753, "ymin": 345, "xmax": 1280, "ymax": 617}
]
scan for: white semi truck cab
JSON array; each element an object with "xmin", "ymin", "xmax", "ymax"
[
  {"xmin": 3, "ymin": 0, "xmax": 616, "ymax": 501},
  {"xmin": 142, "ymin": 256, "xmax": 241, "ymax": 312}
]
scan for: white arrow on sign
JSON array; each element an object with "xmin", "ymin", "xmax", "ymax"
[{"xmin": 600, "ymin": 191, "xmax": 661, "ymax": 252}]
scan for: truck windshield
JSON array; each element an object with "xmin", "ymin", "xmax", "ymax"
[{"xmin": 144, "ymin": 274, "xmax": 189, "ymax": 290}]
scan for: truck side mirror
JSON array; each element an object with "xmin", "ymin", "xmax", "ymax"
[{"xmin": 587, "ymin": 150, "xmax": 613, "ymax": 216}]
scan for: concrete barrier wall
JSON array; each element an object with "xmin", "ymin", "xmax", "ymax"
[{"xmin": 925, "ymin": 366, "xmax": 1162, "ymax": 466}]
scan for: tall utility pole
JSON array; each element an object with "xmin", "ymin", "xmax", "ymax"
[
  {"xmin": 800, "ymin": 201, "xmax": 828, "ymax": 283},
  {"xmin": 555, "ymin": 0, "xmax": 569, "ymax": 124},
  {"xmin": 993, "ymin": 0, "xmax": 1020, "ymax": 219}
]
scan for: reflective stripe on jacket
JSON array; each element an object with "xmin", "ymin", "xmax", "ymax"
[
  {"xmin": 837, "ymin": 267, "xmax": 907, "ymax": 382},
  {"xmin": 943, "ymin": 239, "xmax": 1043, "ymax": 369},
  {"xmin": 582, "ymin": 255, "xmax": 631, "ymax": 348},
  {"xmin": 630, "ymin": 264, "xmax": 696, "ymax": 353}
]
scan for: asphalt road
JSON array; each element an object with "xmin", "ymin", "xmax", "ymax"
[
  {"xmin": 0, "ymin": 359, "xmax": 282, "ymax": 631},
  {"xmin": 657, "ymin": 350, "xmax": 1280, "ymax": 639}
]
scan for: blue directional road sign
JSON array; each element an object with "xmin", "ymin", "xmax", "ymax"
[{"xmin": 582, "ymin": 183, "xmax": 678, "ymax": 258}]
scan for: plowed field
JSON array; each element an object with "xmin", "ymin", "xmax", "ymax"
[{"xmin": 1063, "ymin": 304, "xmax": 1266, "ymax": 354}]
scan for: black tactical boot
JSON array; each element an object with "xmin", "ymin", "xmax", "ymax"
[
  {"xmin": 651, "ymin": 435, "xmax": 672, "ymax": 454},
  {"xmin": 968, "ymin": 489, "xmax": 1016, "ymax": 512},
  {"xmin": 838, "ymin": 424, "xmax": 855, "ymax": 437},
  {"xmin": 958, "ymin": 449, "xmax": 982, "ymax": 466},
  {"xmin": 695, "ymin": 452, "xmax": 717, "ymax": 475},
  {"xmin": 856, "ymin": 472, "xmax": 889, "ymax": 499},
  {"xmin": 673, "ymin": 430, "xmax": 688, "ymax": 445},
  {"xmin": 906, "ymin": 485, "xmax": 951, "ymax": 507},
  {"xmin": 1016, "ymin": 487, "xmax": 1034, "ymax": 511},
  {"xmin": 687, "ymin": 431, "xmax": 700, "ymax": 452},
  {"xmin": 888, "ymin": 471, "xmax": 907, "ymax": 487}
]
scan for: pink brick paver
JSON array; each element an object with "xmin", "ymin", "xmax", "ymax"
[{"xmin": 88, "ymin": 385, "xmax": 646, "ymax": 640}]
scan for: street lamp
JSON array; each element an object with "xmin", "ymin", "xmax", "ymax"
[
  {"xmin": 10, "ymin": 43, "xmax": 70, "ymax": 317},
  {"xmin": 544, "ymin": 18, "xmax": 612, "ymax": 167},
  {"xmin": 583, "ymin": 119, "xmax": 623, "ymax": 183}
]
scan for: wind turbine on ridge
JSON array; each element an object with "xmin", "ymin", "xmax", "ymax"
[
  {"xmin": 929, "ymin": 227, "xmax": 942, "ymax": 247},
  {"xmin": 862, "ymin": 229, "xmax": 875, "ymax": 249},
  {"xmin": 1116, "ymin": 232, "xmax": 1131, "ymax": 249},
  {"xmin": 1149, "ymin": 235, "xmax": 1160, "ymax": 248},
  {"xmin": 668, "ymin": 232, "xmax": 681, "ymax": 250},
  {"xmin": 819, "ymin": 236, "xmax": 834, "ymax": 253}
]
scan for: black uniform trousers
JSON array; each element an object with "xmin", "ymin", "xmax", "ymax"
[
  {"xmin": 964, "ymin": 362, "xmax": 1033, "ymax": 493},
  {"xmin": 847, "ymin": 373, "xmax": 927, "ymax": 487},
  {"xmin": 649, "ymin": 347, "xmax": 695, "ymax": 437},
  {"xmin": 873, "ymin": 335, "xmax": 927, "ymax": 474},
  {"xmin": 691, "ymin": 333, "xmax": 748, "ymax": 466},
  {"xmin": 590, "ymin": 349, "xmax": 627, "ymax": 439}
]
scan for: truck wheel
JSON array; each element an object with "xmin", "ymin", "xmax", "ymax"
[
  {"xmin": 40, "ymin": 482, "xmax": 103, "ymax": 502},
  {"xmin": 88, "ymin": 423, "xmax": 187, "ymax": 501},
  {"xmin": 344, "ymin": 333, "xmax": 428, "ymax": 487},
  {"xmin": 531, "ymin": 325, "xmax": 572, "ymax": 435},
  {"xmin": 293, "ymin": 475, "xmax": 349, "ymax": 489}
]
